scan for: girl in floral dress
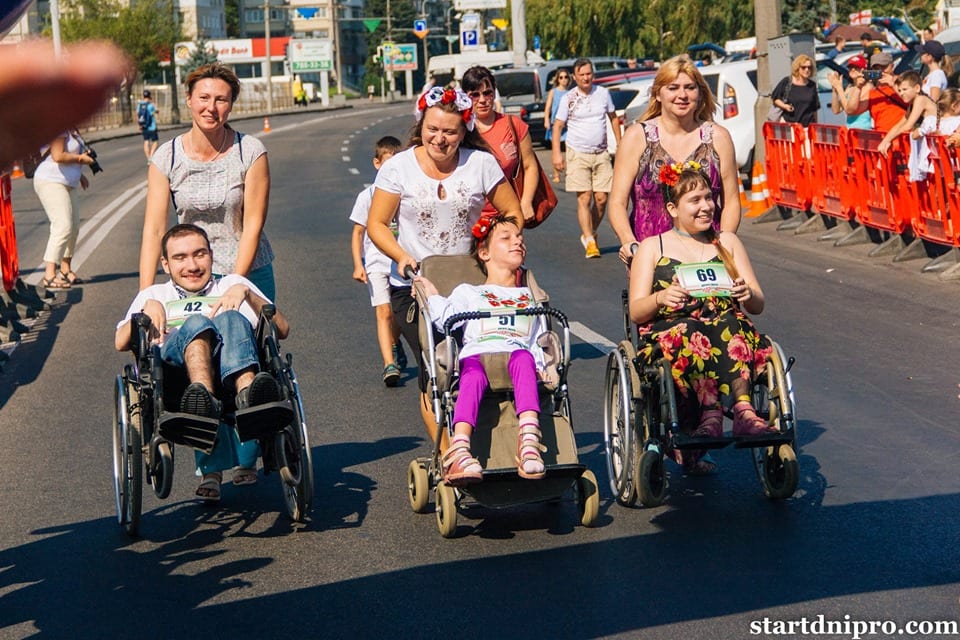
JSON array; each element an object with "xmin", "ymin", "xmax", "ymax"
[
  {"xmin": 628, "ymin": 163, "xmax": 777, "ymax": 474},
  {"xmin": 415, "ymin": 215, "xmax": 548, "ymax": 485}
]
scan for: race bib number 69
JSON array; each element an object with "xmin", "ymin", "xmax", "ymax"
[{"xmin": 674, "ymin": 262, "xmax": 733, "ymax": 298}]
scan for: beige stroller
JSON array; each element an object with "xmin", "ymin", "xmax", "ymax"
[{"xmin": 406, "ymin": 255, "xmax": 599, "ymax": 538}]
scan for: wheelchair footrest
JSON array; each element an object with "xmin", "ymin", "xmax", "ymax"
[
  {"xmin": 672, "ymin": 433, "xmax": 736, "ymax": 451},
  {"xmin": 157, "ymin": 412, "xmax": 219, "ymax": 454},
  {"xmin": 732, "ymin": 429, "xmax": 795, "ymax": 449},
  {"xmin": 235, "ymin": 400, "xmax": 294, "ymax": 443}
]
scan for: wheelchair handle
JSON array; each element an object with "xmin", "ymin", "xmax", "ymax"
[
  {"xmin": 403, "ymin": 264, "xmax": 418, "ymax": 280},
  {"xmin": 442, "ymin": 306, "xmax": 568, "ymax": 336},
  {"xmin": 130, "ymin": 312, "xmax": 152, "ymax": 358},
  {"xmin": 260, "ymin": 303, "xmax": 277, "ymax": 320}
]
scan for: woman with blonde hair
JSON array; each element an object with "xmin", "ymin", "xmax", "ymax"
[
  {"xmin": 608, "ymin": 56, "xmax": 740, "ymax": 263},
  {"xmin": 771, "ymin": 54, "xmax": 820, "ymax": 127}
]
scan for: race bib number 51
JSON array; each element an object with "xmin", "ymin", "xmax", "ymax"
[
  {"xmin": 674, "ymin": 262, "xmax": 733, "ymax": 298},
  {"xmin": 165, "ymin": 296, "xmax": 220, "ymax": 328}
]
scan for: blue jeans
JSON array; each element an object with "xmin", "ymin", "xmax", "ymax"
[{"xmin": 160, "ymin": 311, "xmax": 261, "ymax": 473}]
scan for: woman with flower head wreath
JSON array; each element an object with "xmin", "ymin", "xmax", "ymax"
[
  {"xmin": 414, "ymin": 214, "xmax": 548, "ymax": 484},
  {"xmin": 608, "ymin": 56, "xmax": 741, "ymax": 265},
  {"xmin": 367, "ymin": 86, "xmax": 524, "ymax": 443},
  {"xmin": 629, "ymin": 164, "xmax": 776, "ymax": 475}
]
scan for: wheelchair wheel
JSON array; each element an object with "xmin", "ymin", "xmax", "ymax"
[
  {"xmin": 150, "ymin": 440, "xmax": 174, "ymax": 500},
  {"xmin": 276, "ymin": 365, "xmax": 314, "ymax": 523},
  {"xmin": 634, "ymin": 448, "xmax": 667, "ymax": 507},
  {"xmin": 767, "ymin": 340, "xmax": 798, "ymax": 445},
  {"xmin": 113, "ymin": 374, "xmax": 143, "ymax": 537},
  {"xmin": 407, "ymin": 459, "xmax": 431, "ymax": 514},
  {"xmin": 435, "ymin": 483, "xmax": 458, "ymax": 538},
  {"xmin": 755, "ymin": 444, "xmax": 799, "ymax": 499},
  {"xmin": 603, "ymin": 342, "xmax": 638, "ymax": 506},
  {"xmin": 577, "ymin": 469, "xmax": 600, "ymax": 527}
]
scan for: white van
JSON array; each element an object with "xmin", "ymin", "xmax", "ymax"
[{"xmin": 427, "ymin": 51, "xmax": 541, "ymax": 88}]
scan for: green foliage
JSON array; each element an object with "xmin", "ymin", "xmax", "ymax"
[
  {"xmin": 181, "ymin": 35, "xmax": 220, "ymax": 76},
  {"xmin": 361, "ymin": 0, "xmax": 422, "ymax": 91},
  {"xmin": 525, "ymin": 0, "xmax": 753, "ymax": 60},
  {"xmin": 53, "ymin": 0, "xmax": 181, "ymax": 72},
  {"xmin": 524, "ymin": 0, "xmax": 934, "ymax": 60}
]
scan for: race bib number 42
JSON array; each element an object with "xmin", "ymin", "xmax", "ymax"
[
  {"xmin": 674, "ymin": 262, "xmax": 733, "ymax": 298},
  {"xmin": 165, "ymin": 296, "xmax": 220, "ymax": 327}
]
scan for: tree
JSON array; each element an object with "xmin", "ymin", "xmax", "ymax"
[
  {"xmin": 181, "ymin": 36, "xmax": 220, "ymax": 76},
  {"xmin": 54, "ymin": 0, "xmax": 181, "ymax": 73}
]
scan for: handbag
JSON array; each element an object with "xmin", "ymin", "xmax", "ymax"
[
  {"xmin": 767, "ymin": 78, "xmax": 791, "ymax": 122},
  {"xmin": 504, "ymin": 115, "xmax": 557, "ymax": 229}
]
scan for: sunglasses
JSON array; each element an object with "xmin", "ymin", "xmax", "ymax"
[
  {"xmin": 800, "ymin": 64, "xmax": 813, "ymax": 70},
  {"xmin": 557, "ymin": 75, "xmax": 569, "ymax": 79},
  {"xmin": 467, "ymin": 89, "xmax": 496, "ymax": 99}
]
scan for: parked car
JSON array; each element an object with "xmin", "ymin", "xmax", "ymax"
[{"xmin": 494, "ymin": 57, "xmax": 628, "ymax": 144}]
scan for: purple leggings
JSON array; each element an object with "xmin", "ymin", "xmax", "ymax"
[{"xmin": 452, "ymin": 350, "xmax": 540, "ymax": 428}]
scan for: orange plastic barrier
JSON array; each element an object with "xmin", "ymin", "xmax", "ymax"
[
  {"xmin": 921, "ymin": 134, "xmax": 960, "ymax": 246},
  {"xmin": 846, "ymin": 129, "xmax": 911, "ymax": 234},
  {"xmin": 762, "ymin": 121, "xmax": 812, "ymax": 212},
  {"xmin": 808, "ymin": 124, "xmax": 855, "ymax": 220},
  {"xmin": 764, "ymin": 122, "xmax": 960, "ymax": 249},
  {"xmin": 0, "ymin": 172, "xmax": 18, "ymax": 292}
]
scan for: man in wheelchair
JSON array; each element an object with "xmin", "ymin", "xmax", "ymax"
[{"xmin": 114, "ymin": 223, "xmax": 290, "ymax": 500}]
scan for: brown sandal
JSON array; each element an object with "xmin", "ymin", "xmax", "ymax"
[
  {"xmin": 442, "ymin": 436, "xmax": 482, "ymax": 486},
  {"xmin": 41, "ymin": 275, "xmax": 70, "ymax": 289},
  {"xmin": 516, "ymin": 422, "xmax": 546, "ymax": 480}
]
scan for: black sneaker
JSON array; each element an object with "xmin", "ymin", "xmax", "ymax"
[
  {"xmin": 236, "ymin": 372, "xmax": 281, "ymax": 409},
  {"xmin": 393, "ymin": 342, "xmax": 408, "ymax": 370},
  {"xmin": 382, "ymin": 363, "xmax": 401, "ymax": 387},
  {"xmin": 180, "ymin": 383, "xmax": 221, "ymax": 419}
]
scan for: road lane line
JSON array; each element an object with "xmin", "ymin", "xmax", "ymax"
[
  {"xmin": 568, "ymin": 321, "xmax": 617, "ymax": 355},
  {"xmin": 23, "ymin": 182, "xmax": 147, "ymax": 284}
]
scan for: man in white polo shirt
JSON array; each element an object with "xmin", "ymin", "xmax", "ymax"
[{"xmin": 551, "ymin": 58, "xmax": 621, "ymax": 259}]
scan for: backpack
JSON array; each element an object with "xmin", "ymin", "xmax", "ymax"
[{"xmin": 137, "ymin": 101, "xmax": 150, "ymax": 128}]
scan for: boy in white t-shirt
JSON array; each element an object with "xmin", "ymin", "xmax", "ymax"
[{"xmin": 350, "ymin": 136, "xmax": 408, "ymax": 386}]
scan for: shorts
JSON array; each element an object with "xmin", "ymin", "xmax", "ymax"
[
  {"xmin": 366, "ymin": 271, "xmax": 391, "ymax": 307},
  {"xmin": 565, "ymin": 148, "xmax": 613, "ymax": 193},
  {"xmin": 142, "ymin": 129, "xmax": 159, "ymax": 142}
]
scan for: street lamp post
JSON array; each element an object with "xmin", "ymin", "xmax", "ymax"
[
  {"xmin": 333, "ymin": 0, "xmax": 343, "ymax": 94},
  {"xmin": 264, "ymin": 0, "xmax": 273, "ymax": 114},
  {"xmin": 445, "ymin": 5, "xmax": 456, "ymax": 54}
]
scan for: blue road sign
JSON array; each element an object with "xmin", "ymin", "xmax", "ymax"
[
  {"xmin": 414, "ymin": 19, "xmax": 427, "ymax": 33},
  {"xmin": 461, "ymin": 30, "xmax": 478, "ymax": 47}
]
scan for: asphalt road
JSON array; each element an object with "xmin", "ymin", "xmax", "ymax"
[{"xmin": 0, "ymin": 104, "xmax": 959, "ymax": 639}]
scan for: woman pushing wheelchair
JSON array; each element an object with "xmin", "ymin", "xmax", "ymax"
[{"xmin": 629, "ymin": 162, "xmax": 778, "ymax": 475}]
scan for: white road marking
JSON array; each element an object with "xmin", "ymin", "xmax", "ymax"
[
  {"xmin": 349, "ymin": 168, "xmax": 360, "ymax": 175},
  {"xmin": 569, "ymin": 321, "xmax": 617, "ymax": 355},
  {"xmin": 342, "ymin": 156, "xmax": 351, "ymax": 162},
  {"xmin": 340, "ymin": 147, "xmax": 349, "ymax": 152}
]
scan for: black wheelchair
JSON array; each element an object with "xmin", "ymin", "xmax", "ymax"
[
  {"xmin": 112, "ymin": 305, "xmax": 313, "ymax": 536},
  {"xmin": 603, "ymin": 289, "xmax": 799, "ymax": 507}
]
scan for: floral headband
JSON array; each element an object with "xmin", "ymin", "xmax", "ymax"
[
  {"xmin": 471, "ymin": 213, "xmax": 515, "ymax": 242},
  {"xmin": 416, "ymin": 86, "xmax": 476, "ymax": 131},
  {"xmin": 658, "ymin": 160, "xmax": 705, "ymax": 200}
]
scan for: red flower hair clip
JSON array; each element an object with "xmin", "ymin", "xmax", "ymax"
[{"xmin": 472, "ymin": 218, "xmax": 492, "ymax": 240}]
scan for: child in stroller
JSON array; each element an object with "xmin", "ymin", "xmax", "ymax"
[{"xmin": 414, "ymin": 214, "xmax": 548, "ymax": 486}]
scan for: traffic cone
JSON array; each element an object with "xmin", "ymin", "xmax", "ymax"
[
  {"xmin": 738, "ymin": 176, "xmax": 749, "ymax": 212},
  {"xmin": 9, "ymin": 162, "xmax": 23, "ymax": 179},
  {"xmin": 747, "ymin": 161, "xmax": 773, "ymax": 217},
  {"xmin": 262, "ymin": 117, "xmax": 271, "ymax": 134}
]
